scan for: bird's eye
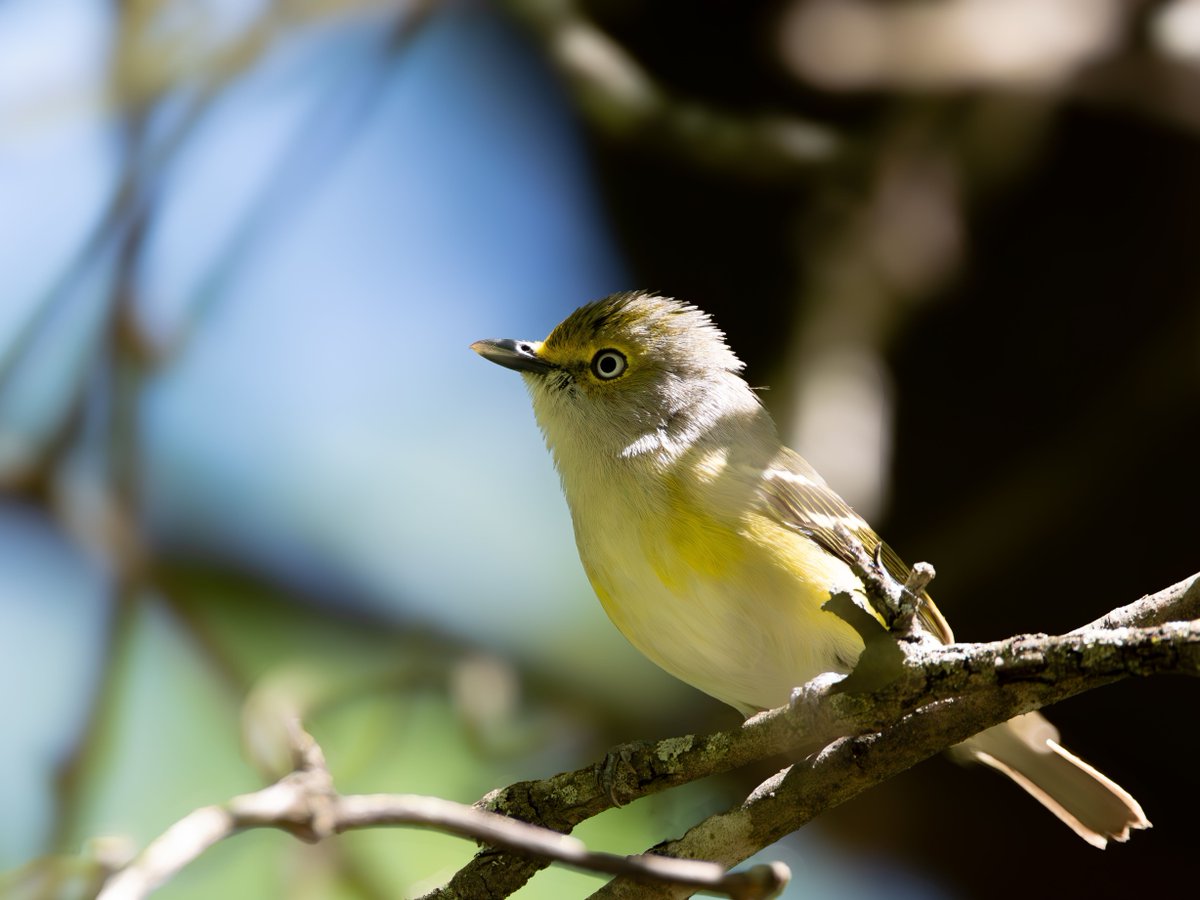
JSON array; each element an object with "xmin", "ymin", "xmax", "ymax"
[{"xmin": 590, "ymin": 349, "xmax": 627, "ymax": 380}]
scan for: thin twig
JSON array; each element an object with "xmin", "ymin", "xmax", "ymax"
[
  {"xmin": 95, "ymin": 720, "xmax": 789, "ymax": 900},
  {"xmin": 832, "ymin": 522, "xmax": 929, "ymax": 636},
  {"xmin": 1080, "ymin": 571, "xmax": 1200, "ymax": 630},
  {"xmin": 897, "ymin": 561, "xmax": 936, "ymax": 632}
]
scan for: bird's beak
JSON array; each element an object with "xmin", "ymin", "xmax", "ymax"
[{"xmin": 470, "ymin": 338, "xmax": 555, "ymax": 375}]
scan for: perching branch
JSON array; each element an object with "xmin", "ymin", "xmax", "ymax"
[
  {"xmin": 594, "ymin": 622, "xmax": 1200, "ymax": 899},
  {"xmin": 430, "ymin": 570, "xmax": 1200, "ymax": 898}
]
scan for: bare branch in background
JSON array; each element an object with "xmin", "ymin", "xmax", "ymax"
[
  {"xmin": 21, "ymin": 0, "xmax": 436, "ymax": 862},
  {"xmin": 504, "ymin": 0, "xmax": 840, "ymax": 180}
]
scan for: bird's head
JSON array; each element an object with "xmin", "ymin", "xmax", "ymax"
[{"xmin": 472, "ymin": 292, "xmax": 764, "ymax": 466}]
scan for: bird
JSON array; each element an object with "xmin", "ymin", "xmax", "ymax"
[{"xmin": 471, "ymin": 290, "xmax": 1148, "ymax": 847}]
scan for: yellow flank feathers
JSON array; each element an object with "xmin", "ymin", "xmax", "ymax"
[{"xmin": 657, "ymin": 471, "xmax": 743, "ymax": 588}]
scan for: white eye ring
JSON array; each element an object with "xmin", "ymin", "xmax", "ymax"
[{"xmin": 591, "ymin": 349, "xmax": 627, "ymax": 380}]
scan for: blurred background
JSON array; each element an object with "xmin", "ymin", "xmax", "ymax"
[{"xmin": 2, "ymin": 0, "xmax": 1198, "ymax": 897}]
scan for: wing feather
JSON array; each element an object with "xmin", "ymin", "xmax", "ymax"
[{"xmin": 760, "ymin": 448, "xmax": 953, "ymax": 644}]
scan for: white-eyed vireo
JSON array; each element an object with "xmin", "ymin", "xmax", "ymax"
[{"xmin": 472, "ymin": 291, "xmax": 1148, "ymax": 847}]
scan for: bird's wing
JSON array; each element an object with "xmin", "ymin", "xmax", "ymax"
[{"xmin": 759, "ymin": 447, "xmax": 953, "ymax": 644}]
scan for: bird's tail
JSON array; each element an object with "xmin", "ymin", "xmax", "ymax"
[{"xmin": 951, "ymin": 712, "xmax": 1150, "ymax": 848}]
